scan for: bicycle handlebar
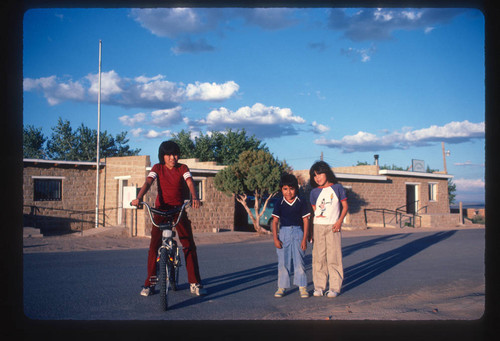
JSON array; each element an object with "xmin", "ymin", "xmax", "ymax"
[{"xmin": 133, "ymin": 201, "xmax": 191, "ymax": 230}]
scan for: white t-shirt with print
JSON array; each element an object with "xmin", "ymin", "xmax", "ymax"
[{"xmin": 309, "ymin": 183, "xmax": 347, "ymax": 225}]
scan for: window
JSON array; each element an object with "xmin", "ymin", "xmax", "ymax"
[
  {"xmin": 182, "ymin": 178, "xmax": 205, "ymax": 201},
  {"xmin": 34, "ymin": 178, "xmax": 62, "ymax": 201},
  {"xmin": 428, "ymin": 183, "xmax": 437, "ymax": 201}
]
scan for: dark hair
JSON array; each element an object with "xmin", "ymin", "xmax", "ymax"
[
  {"xmin": 280, "ymin": 173, "xmax": 298, "ymax": 190},
  {"xmin": 309, "ymin": 161, "xmax": 338, "ymax": 188},
  {"xmin": 158, "ymin": 140, "xmax": 180, "ymax": 164}
]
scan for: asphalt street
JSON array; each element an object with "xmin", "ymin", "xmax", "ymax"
[{"xmin": 23, "ymin": 229, "xmax": 485, "ymax": 321}]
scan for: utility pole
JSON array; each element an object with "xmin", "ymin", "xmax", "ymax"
[
  {"xmin": 320, "ymin": 151, "xmax": 323, "ymax": 161},
  {"xmin": 441, "ymin": 141, "xmax": 450, "ymax": 174},
  {"xmin": 95, "ymin": 40, "xmax": 102, "ymax": 228}
]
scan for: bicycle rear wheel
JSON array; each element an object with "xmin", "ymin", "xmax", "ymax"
[{"xmin": 159, "ymin": 248, "xmax": 171, "ymax": 311}]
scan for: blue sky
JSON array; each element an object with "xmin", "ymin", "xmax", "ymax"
[{"xmin": 23, "ymin": 7, "xmax": 485, "ymax": 203}]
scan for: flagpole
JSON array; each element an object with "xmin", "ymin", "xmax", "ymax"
[{"xmin": 95, "ymin": 40, "xmax": 102, "ymax": 228}]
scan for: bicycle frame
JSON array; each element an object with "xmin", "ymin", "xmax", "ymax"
[{"xmin": 137, "ymin": 201, "xmax": 190, "ymax": 310}]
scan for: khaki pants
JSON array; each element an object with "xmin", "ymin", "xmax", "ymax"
[{"xmin": 312, "ymin": 224, "xmax": 343, "ymax": 292}]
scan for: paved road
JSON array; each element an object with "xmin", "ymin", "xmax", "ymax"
[{"xmin": 23, "ymin": 229, "xmax": 484, "ymax": 320}]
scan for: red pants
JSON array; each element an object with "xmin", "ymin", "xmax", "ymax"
[{"xmin": 144, "ymin": 213, "xmax": 202, "ymax": 287}]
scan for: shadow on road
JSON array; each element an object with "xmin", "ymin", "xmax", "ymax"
[
  {"xmin": 342, "ymin": 233, "xmax": 412, "ymax": 257},
  {"xmin": 342, "ymin": 230, "xmax": 457, "ymax": 293},
  {"xmin": 168, "ymin": 231, "xmax": 456, "ymax": 310}
]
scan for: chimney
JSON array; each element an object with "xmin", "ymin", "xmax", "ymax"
[{"xmin": 374, "ymin": 154, "xmax": 379, "ymax": 167}]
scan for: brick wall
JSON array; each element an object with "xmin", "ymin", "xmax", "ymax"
[
  {"xmin": 23, "ymin": 161, "xmax": 101, "ymax": 233},
  {"xmin": 142, "ymin": 172, "xmax": 236, "ymax": 236},
  {"xmin": 295, "ymin": 170, "xmax": 451, "ymax": 228},
  {"xmin": 465, "ymin": 208, "xmax": 485, "ymax": 219},
  {"xmin": 99, "ymin": 155, "xmax": 151, "ymax": 236}
]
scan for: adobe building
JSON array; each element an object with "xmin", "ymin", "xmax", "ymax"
[
  {"xmin": 293, "ymin": 164, "xmax": 458, "ymax": 229},
  {"xmin": 23, "ymin": 155, "xmax": 462, "ymax": 237},
  {"xmin": 23, "ymin": 156, "xmax": 235, "ymax": 237}
]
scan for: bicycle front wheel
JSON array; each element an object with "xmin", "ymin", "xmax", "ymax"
[
  {"xmin": 168, "ymin": 246, "xmax": 180, "ymax": 291},
  {"xmin": 159, "ymin": 248, "xmax": 171, "ymax": 311}
]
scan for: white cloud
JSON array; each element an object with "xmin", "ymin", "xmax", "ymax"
[
  {"xmin": 185, "ymin": 81, "xmax": 240, "ymax": 101},
  {"xmin": 130, "ymin": 127, "xmax": 172, "ymax": 139},
  {"xmin": 197, "ymin": 103, "xmax": 306, "ymax": 138},
  {"xmin": 119, "ymin": 113, "xmax": 147, "ymax": 127},
  {"xmin": 424, "ymin": 27, "xmax": 435, "ymax": 34},
  {"xmin": 237, "ymin": 8, "xmax": 299, "ymax": 30},
  {"xmin": 315, "ymin": 120, "xmax": 485, "ymax": 153},
  {"xmin": 120, "ymin": 107, "xmax": 183, "ymax": 133},
  {"xmin": 129, "ymin": 8, "xmax": 211, "ymax": 38},
  {"xmin": 130, "ymin": 128, "xmax": 144, "ymax": 137},
  {"xmin": 202, "ymin": 103, "xmax": 305, "ymax": 125},
  {"xmin": 144, "ymin": 129, "xmax": 172, "ymax": 139},
  {"xmin": 23, "ymin": 71, "xmax": 239, "ymax": 109},
  {"xmin": 402, "ymin": 120, "xmax": 485, "ymax": 143},
  {"xmin": 454, "ymin": 161, "xmax": 485, "ymax": 167},
  {"xmin": 454, "ymin": 178, "xmax": 485, "ymax": 191},
  {"xmin": 341, "ymin": 45, "xmax": 377, "ymax": 62},
  {"xmin": 150, "ymin": 106, "xmax": 184, "ymax": 127},
  {"xmin": 130, "ymin": 8, "xmax": 299, "ymax": 39},
  {"xmin": 312, "ymin": 121, "xmax": 330, "ymax": 134},
  {"xmin": 328, "ymin": 8, "xmax": 465, "ymax": 42},
  {"xmin": 86, "ymin": 70, "xmax": 124, "ymax": 101},
  {"xmin": 23, "ymin": 75, "xmax": 85, "ymax": 105}
]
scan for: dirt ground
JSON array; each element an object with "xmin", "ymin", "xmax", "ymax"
[{"xmin": 22, "ymin": 224, "xmax": 486, "ymax": 320}]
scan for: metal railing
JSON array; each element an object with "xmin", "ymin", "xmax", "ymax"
[
  {"xmin": 23, "ymin": 204, "xmax": 109, "ymax": 235},
  {"xmin": 364, "ymin": 201, "xmax": 423, "ymax": 228}
]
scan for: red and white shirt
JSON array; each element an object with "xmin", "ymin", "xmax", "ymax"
[{"xmin": 148, "ymin": 163, "xmax": 192, "ymax": 207}]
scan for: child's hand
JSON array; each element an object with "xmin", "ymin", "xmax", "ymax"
[
  {"xmin": 274, "ymin": 238, "xmax": 282, "ymax": 249},
  {"xmin": 191, "ymin": 198, "xmax": 200, "ymax": 209},
  {"xmin": 301, "ymin": 239, "xmax": 307, "ymax": 251},
  {"xmin": 333, "ymin": 221, "xmax": 342, "ymax": 233},
  {"xmin": 131, "ymin": 198, "xmax": 140, "ymax": 206}
]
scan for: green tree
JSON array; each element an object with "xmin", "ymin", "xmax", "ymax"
[
  {"xmin": 448, "ymin": 179, "xmax": 457, "ymax": 205},
  {"xmin": 28, "ymin": 117, "xmax": 140, "ymax": 162},
  {"xmin": 23, "ymin": 125, "xmax": 47, "ymax": 159},
  {"xmin": 46, "ymin": 118, "xmax": 79, "ymax": 160},
  {"xmin": 214, "ymin": 149, "xmax": 289, "ymax": 234},
  {"xmin": 356, "ymin": 160, "xmax": 407, "ymax": 170},
  {"xmin": 171, "ymin": 128, "xmax": 268, "ymax": 165},
  {"xmin": 172, "ymin": 129, "xmax": 196, "ymax": 159},
  {"xmin": 212, "ymin": 129, "xmax": 267, "ymax": 165}
]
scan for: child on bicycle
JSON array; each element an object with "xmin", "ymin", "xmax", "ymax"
[
  {"xmin": 131, "ymin": 140, "xmax": 207, "ymax": 297},
  {"xmin": 309, "ymin": 161, "xmax": 348, "ymax": 298},
  {"xmin": 271, "ymin": 173, "xmax": 311, "ymax": 298}
]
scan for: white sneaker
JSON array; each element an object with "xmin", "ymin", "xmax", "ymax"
[
  {"xmin": 313, "ymin": 289, "xmax": 324, "ymax": 297},
  {"xmin": 326, "ymin": 290, "xmax": 339, "ymax": 298},
  {"xmin": 140, "ymin": 286, "xmax": 154, "ymax": 296},
  {"xmin": 190, "ymin": 283, "xmax": 207, "ymax": 296}
]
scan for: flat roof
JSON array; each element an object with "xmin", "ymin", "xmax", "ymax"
[
  {"xmin": 379, "ymin": 169, "xmax": 453, "ymax": 179},
  {"xmin": 335, "ymin": 173, "xmax": 388, "ymax": 181},
  {"xmin": 24, "ymin": 158, "xmax": 105, "ymax": 166}
]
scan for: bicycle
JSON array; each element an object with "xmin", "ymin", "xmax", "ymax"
[{"xmin": 136, "ymin": 200, "xmax": 190, "ymax": 311}]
